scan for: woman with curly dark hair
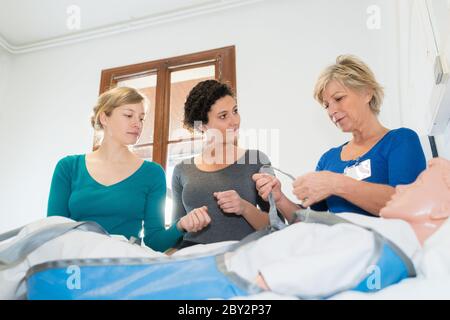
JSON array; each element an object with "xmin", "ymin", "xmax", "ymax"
[{"xmin": 171, "ymin": 80, "xmax": 273, "ymax": 249}]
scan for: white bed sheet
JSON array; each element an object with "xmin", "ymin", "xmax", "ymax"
[{"xmin": 236, "ymin": 276, "xmax": 450, "ymax": 300}]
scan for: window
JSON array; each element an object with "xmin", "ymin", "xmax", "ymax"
[{"xmin": 98, "ymin": 46, "xmax": 237, "ymax": 225}]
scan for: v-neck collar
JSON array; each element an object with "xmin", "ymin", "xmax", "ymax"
[
  {"xmin": 82, "ymin": 154, "xmax": 145, "ymax": 188},
  {"xmin": 339, "ymin": 130, "xmax": 392, "ymax": 163}
]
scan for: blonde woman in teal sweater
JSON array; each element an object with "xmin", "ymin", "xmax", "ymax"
[{"xmin": 47, "ymin": 87, "xmax": 210, "ymax": 252}]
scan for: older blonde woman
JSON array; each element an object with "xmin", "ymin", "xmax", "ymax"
[
  {"xmin": 47, "ymin": 87, "xmax": 210, "ymax": 252},
  {"xmin": 253, "ymin": 55, "xmax": 426, "ymax": 218}
]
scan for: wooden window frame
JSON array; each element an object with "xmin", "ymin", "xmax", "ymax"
[{"xmin": 98, "ymin": 46, "xmax": 237, "ymax": 169}]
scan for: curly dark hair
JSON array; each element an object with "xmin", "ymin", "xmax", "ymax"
[{"xmin": 183, "ymin": 79, "xmax": 235, "ymax": 131}]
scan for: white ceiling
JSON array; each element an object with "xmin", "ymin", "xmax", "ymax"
[{"xmin": 0, "ymin": 0, "xmax": 263, "ymax": 54}]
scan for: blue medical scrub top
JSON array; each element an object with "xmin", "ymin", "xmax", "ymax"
[{"xmin": 311, "ymin": 128, "xmax": 426, "ymax": 216}]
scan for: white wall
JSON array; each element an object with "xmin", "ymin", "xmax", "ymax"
[
  {"xmin": 0, "ymin": 0, "xmax": 402, "ymax": 231},
  {"xmin": 0, "ymin": 46, "xmax": 11, "ymax": 108},
  {"xmin": 0, "ymin": 47, "xmax": 12, "ymax": 231},
  {"xmin": 435, "ymin": 123, "xmax": 450, "ymax": 159},
  {"xmin": 397, "ymin": 0, "xmax": 450, "ymax": 158}
]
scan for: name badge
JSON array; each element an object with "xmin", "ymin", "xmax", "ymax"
[{"xmin": 344, "ymin": 159, "xmax": 371, "ymax": 181}]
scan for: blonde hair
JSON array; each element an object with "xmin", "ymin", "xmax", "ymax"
[
  {"xmin": 313, "ymin": 55, "xmax": 384, "ymax": 115},
  {"xmin": 91, "ymin": 86, "xmax": 146, "ymax": 130}
]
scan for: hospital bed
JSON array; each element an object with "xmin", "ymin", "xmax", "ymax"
[
  {"xmin": 1, "ymin": 166, "xmax": 449, "ymax": 299},
  {"xmin": 1, "ymin": 208, "xmax": 449, "ymax": 300}
]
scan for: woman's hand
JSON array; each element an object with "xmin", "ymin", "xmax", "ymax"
[
  {"xmin": 177, "ymin": 206, "xmax": 211, "ymax": 232},
  {"xmin": 292, "ymin": 171, "xmax": 340, "ymax": 207},
  {"xmin": 214, "ymin": 190, "xmax": 246, "ymax": 215},
  {"xmin": 252, "ymin": 173, "xmax": 283, "ymax": 202}
]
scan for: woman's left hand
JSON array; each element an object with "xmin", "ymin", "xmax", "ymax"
[
  {"xmin": 292, "ymin": 171, "xmax": 340, "ymax": 207},
  {"xmin": 214, "ymin": 190, "xmax": 246, "ymax": 215}
]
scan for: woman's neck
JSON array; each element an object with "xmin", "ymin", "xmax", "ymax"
[
  {"xmin": 408, "ymin": 220, "xmax": 444, "ymax": 246},
  {"xmin": 95, "ymin": 139, "xmax": 133, "ymax": 163},
  {"xmin": 351, "ymin": 115, "xmax": 388, "ymax": 145},
  {"xmin": 198, "ymin": 143, "xmax": 241, "ymax": 166}
]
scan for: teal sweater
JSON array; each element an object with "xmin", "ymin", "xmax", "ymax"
[{"xmin": 47, "ymin": 155, "xmax": 184, "ymax": 252}]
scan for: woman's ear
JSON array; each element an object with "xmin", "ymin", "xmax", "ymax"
[
  {"xmin": 99, "ymin": 111, "xmax": 108, "ymax": 128},
  {"xmin": 199, "ymin": 123, "xmax": 208, "ymax": 133},
  {"xmin": 364, "ymin": 88, "xmax": 374, "ymax": 105}
]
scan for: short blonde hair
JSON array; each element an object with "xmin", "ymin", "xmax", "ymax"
[
  {"xmin": 313, "ymin": 55, "xmax": 384, "ymax": 115},
  {"xmin": 91, "ymin": 87, "xmax": 145, "ymax": 130}
]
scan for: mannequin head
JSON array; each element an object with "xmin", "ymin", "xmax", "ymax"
[{"xmin": 380, "ymin": 158, "xmax": 450, "ymax": 244}]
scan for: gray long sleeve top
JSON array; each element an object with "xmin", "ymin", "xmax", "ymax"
[{"xmin": 171, "ymin": 149, "xmax": 271, "ymax": 244}]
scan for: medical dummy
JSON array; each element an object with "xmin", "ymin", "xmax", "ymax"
[
  {"xmin": 0, "ymin": 158, "xmax": 449, "ymax": 299},
  {"xmin": 330, "ymin": 157, "xmax": 450, "ymax": 299},
  {"xmin": 379, "ymin": 157, "xmax": 450, "ymax": 244}
]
